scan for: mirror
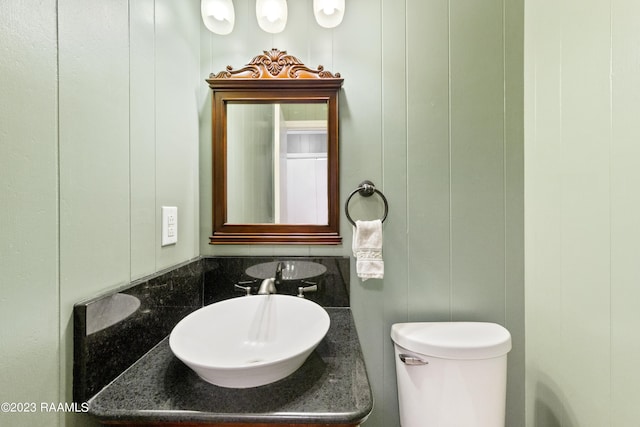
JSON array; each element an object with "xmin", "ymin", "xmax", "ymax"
[{"xmin": 207, "ymin": 49, "xmax": 344, "ymax": 244}]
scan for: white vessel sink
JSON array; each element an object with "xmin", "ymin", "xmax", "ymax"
[{"xmin": 169, "ymin": 294, "xmax": 330, "ymax": 388}]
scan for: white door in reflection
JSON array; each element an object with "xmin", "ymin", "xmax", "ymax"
[{"xmin": 284, "ymin": 138, "xmax": 328, "ymax": 224}]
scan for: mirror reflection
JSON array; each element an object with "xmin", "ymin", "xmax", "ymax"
[{"xmin": 227, "ymin": 102, "xmax": 329, "ymax": 225}]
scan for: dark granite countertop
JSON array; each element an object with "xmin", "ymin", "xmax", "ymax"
[{"xmin": 88, "ymin": 307, "xmax": 373, "ymax": 425}]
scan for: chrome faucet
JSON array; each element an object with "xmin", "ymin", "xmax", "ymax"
[
  {"xmin": 257, "ymin": 262, "xmax": 284, "ymax": 295},
  {"xmin": 257, "ymin": 278, "xmax": 276, "ymax": 295}
]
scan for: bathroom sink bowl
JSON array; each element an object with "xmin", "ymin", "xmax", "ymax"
[
  {"xmin": 169, "ymin": 294, "xmax": 330, "ymax": 388},
  {"xmin": 245, "ymin": 260, "xmax": 327, "ymax": 281}
]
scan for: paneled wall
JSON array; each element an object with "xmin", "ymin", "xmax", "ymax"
[
  {"xmin": 525, "ymin": 0, "xmax": 640, "ymax": 425},
  {"xmin": 59, "ymin": 2, "xmax": 200, "ymax": 426},
  {"xmin": 0, "ymin": 2, "xmax": 60, "ymax": 426},
  {"xmin": 2, "ymin": 0, "xmax": 523, "ymax": 425},
  {"xmin": 1, "ymin": 1, "xmax": 201, "ymax": 426},
  {"xmin": 200, "ymin": 1, "xmax": 524, "ymax": 426}
]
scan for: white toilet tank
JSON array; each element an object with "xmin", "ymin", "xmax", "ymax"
[{"xmin": 391, "ymin": 322, "xmax": 512, "ymax": 427}]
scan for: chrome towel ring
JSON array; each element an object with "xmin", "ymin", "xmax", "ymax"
[{"xmin": 345, "ymin": 180, "xmax": 389, "ymax": 226}]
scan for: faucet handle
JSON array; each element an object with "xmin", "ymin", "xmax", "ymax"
[
  {"xmin": 234, "ymin": 280, "xmax": 256, "ymax": 296},
  {"xmin": 297, "ymin": 281, "xmax": 318, "ymax": 298}
]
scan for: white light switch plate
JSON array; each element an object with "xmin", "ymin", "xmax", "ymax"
[{"xmin": 161, "ymin": 206, "xmax": 178, "ymax": 246}]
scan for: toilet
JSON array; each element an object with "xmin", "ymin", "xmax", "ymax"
[{"xmin": 391, "ymin": 322, "xmax": 511, "ymax": 427}]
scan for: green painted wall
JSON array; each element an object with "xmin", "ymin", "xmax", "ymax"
[
  {"xmin": 226, "ymin": 104, "xmax": 275, "ymax": 223},
  {"xmin": 1, "ymin": 1, "xmax": 60, "ymax": 426},
  {"xmin": 525, "ymin": 0, "xmax": 640, "ymax": 426},
  {"xmin": 2, "ymin": 0, "xmax": 524, "ymax": 426},
  {"xmin": 199, "ymin": 1, "xmax": 524, "ymax": 426},
  {"xmin": 1, "ymin": 1, "xmax": 201, "ymax": 426}
]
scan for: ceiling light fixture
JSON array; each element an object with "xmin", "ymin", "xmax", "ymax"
[
  {"xmin": 201, "ymin": 0, "xmax": 235, "ymax": 35},
  {"xmin": 202, "ymin": 0, "xmax": 345, "ymax": 35},
  {"xmin": 313, "ymin": 0, "xmax": 345, "ymax": 29},
  {"xmin": 256, "ymin": 0, "xmax": 288, "ymax": 34}
]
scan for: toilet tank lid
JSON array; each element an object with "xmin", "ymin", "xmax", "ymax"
[{"xmin": 391, "ymin": 322, "xmax": 512, "ymax": 360}]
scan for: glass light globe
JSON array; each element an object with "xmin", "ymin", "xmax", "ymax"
[
  {"xmin": 313, "ymin": 0, "xmax": 345, "ymax": 29},
  {"xmin": 201, "ymin": 0, "xmax": 235, "ymax": 35},
  {"xmin": 256, "ymin": 0, "xmax": 288, "ymax": 33}
]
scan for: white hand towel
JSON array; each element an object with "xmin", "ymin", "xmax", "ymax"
[{"xmin": 352, "ymin": 219, "xmax": 384, "ymax": 281}]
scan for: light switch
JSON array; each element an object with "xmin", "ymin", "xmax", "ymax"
[{"xmin": 161, "ymin": 206, "xmax": 178, "ymax": 246}]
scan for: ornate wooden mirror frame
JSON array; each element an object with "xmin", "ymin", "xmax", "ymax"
[{"xmin": 207, "ymin": 49, "xmax": 344, "ymax": 244}]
